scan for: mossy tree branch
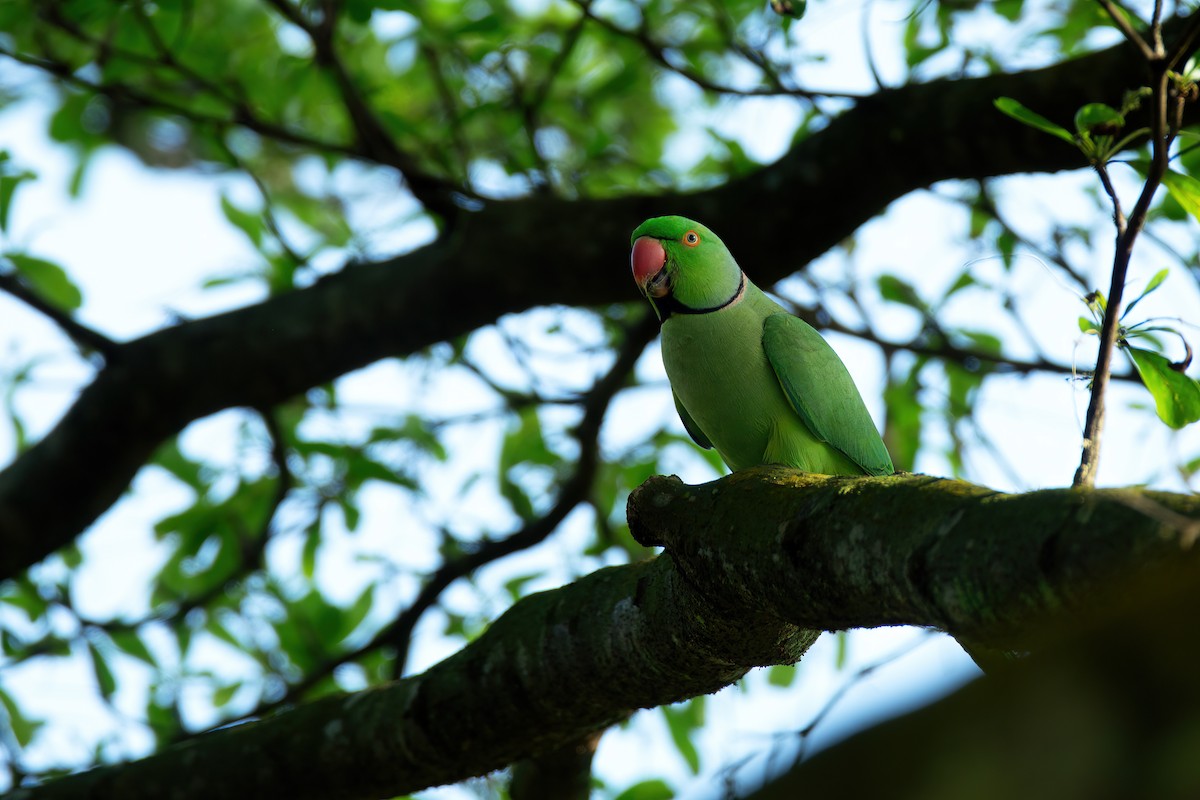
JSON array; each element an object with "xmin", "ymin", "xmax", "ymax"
[
  {"xmin": 16, "ymin": 470, "xmax": 1200, "ymax": 800},
  {"xmin": 14, "ymin": 555, "xmax": 813, "ymax": 800},
  {"xmin": 628, "ymin": 467, "xmax": 1200, "ymax": 653}
]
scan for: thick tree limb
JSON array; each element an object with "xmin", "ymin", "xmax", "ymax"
[
  {"xmin": 627, "ymin": 468, "xmax": 1200, "ymax": 653},
  {"xmin": 745, "ymin": 559, "xmax": 1200, "ymax": 800},
  {"xmin": 14, "ymin": 471, "xmax": 1200, "ymax": 799},
  {"xmin": 12, "ymin": 556, "xmax": 814, "ymax": 800},
  {"xmin": 2, "ymin": 24, "xmax": 1197, "ymax": 579}
]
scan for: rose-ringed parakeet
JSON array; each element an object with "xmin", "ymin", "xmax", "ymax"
[{"xmin": 630, "ymin": 215, "xmax": 893, "ymax": 476}]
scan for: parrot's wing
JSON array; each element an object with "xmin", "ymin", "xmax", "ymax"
[
  {"xmin": 673, "ymin": 391, "xmax": 713, "ymax": 450},
  {"xmin": 762, "ymin": 313, "xmax": 894, "ymax": 476}
]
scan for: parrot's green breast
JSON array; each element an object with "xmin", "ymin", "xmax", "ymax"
[{"xmin": 661, "ymin": 285, "xmax": 863, "ymax": 475}]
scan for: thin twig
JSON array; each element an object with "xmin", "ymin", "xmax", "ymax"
[
  {"xmin": 1096, "ymin": 0, "xmax": 1155, "ymax": 60},
  {"xmin": 968, "ymin": 182, "xmax": 1092, "ymax": 292},
  {"xmin": 570, "ymin": 0, "xmax": 864, "ymax": 100},
  {"xmin": 216, "ymin": 138, "xmax": 310, "ymax": 269},
  {"xmin": 775, "ymin": 292, "xmax": 1129, "ymax": 382},
  {"xmin": 707, "ymin": 0, "xmax": 790, "ymax": 93},
  {"xmin": 0, "ymin": 269, "xmax": 119, "ymax": 359},
  {"xmin": 420, "ymin": 43, "xmax": 474, "ymax": 190},
  {"xmin": 1074, "ymin": 1, "xmax": 1190, "ymax": 487},
  {"xmin": 0, "ymin": 45, "xmax": 356, "ymax": 158},
  {"xmin": 1093, "ymin": 162, "xmax": 1128, "ymax": 235},
  {"xmin": 862, "ymin": 0, "xmax": 885, "ymax": 91},
  {"xmin": 259, "ymin": 0, "xmax": 462, "ymax": 217},
  {"xmin": 41, "ymin": 3, "xmax": 244, "ymax": 108}
]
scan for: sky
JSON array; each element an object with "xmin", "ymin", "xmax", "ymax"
[{"xmin": 1, "ymin": 0, "xmax": 1199, "ymax": 797}]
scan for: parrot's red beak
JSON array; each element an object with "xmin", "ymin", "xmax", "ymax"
[{"xmin": 631, "ymin": 236, "xmax": 670, "ymax": 298}]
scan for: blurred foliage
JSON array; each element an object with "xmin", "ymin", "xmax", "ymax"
[{"xmin": 0, "ymin": 0, "xmax": 1198, "ymax": 797}]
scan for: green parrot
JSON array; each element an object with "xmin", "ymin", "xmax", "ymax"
[{"xmin": 630, "ymin": 215, "xmax": 894, "ymax": 476}]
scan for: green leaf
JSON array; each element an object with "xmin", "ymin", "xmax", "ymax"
[
  {"xmin": 338, "ymin": 494, "xmax": 362, "ymax": 531},
  {"xmin": 207, "ymin": 615, "xmax": 242, "ymax": 650},
  {"xmin": 0, "ymin": 687, "xmax": 43, "ymax": 747},
  {"xmin": 1079, "ymin": 316, "xmax": 1100, "ymax": 334},
  {"xmin": 454, "ymin": 13, "xmax": 501, "ymax": 36},
  {"xmin": 996, "ymin": 229, "xmax": 1017, "ymax": 270},
  {"xmin": 500, "ymin": 407, "xmax": 556, "ymax": 470},
  {"xmin": 993, "ymin": 0, "xmax": 1023, "ymax": 21},
  {"xmin": 6, "ymin": 253, "xmax": 83, "ymax": 311},
  {"xmin": 959, "ymin": 330, "xmax": 1002, "ymax": 356},
  {"xmin": 1073, "ymin": 103, "xmax": 1123, "ymax": 135},
  {"xmin": 150, "ymin": 438, "xmax": 207, "ymax": 492},
  {"xmin": 499, "ymin": 475, "xmax": 535, "ymax": 520},
  {"xmin": 88, "ymin": 641, "xmax": 117, "ymax": 701},
  {"xmin": 112, "ymin": 630, "xmax": 156, "ymax": 666},
  {"xmin": 613, "ymin": 780, "xmax": 675, "ymax": 800},
  {"xmin": 0, "ymin": 579, "xmax": 47, "ymax": 621},
  {"xmin": 503, "ymin": 573, "xmax": 542, "ymax": 602},
  {"xmin": 1143, "ymin": 267, "xmax": 1169, "ymax": 295},
  {"xmin": 368, "ymin": 416, "xmax": 448, "ymax": 461},
  {"xmin": 212, "ymin": 681, "xmax": 242, "ymax": 708},
  {"xmin": 339, "ymin": 584, "xmax": 375, "ymax": 643},
  {"xmin": 834, "ymin": 630, "xmax": 849, "ymax": 670},
  {"xmin": 969, "ymin": 205, "xmax": 990, "ymax": 239},
  {"xmin": 876, "ymin": 274, "xmax": 926, "ymax": 310},
  {"xmin": 145, "ymin": 696, "xmax": 177, "ymax": 745},
  {"xmin": 301, "ymin": 520, "xmax": 321, "ymax": 579},
  {"xmin": 944, "ymin": 269, "xmax": 978, "ymax": 298},
  {"xmin": 1126, "ymin": 346, "xmax": 1200, "ymax": 429},
  {"xmin": 346, "ymin": 453, "xmax": 418, "ymax": 491},
  {"xmin": 0, "ymin": 169, "xmax": 35, "ymax": 233},
  {"xmin": 661, "ymin": 698, "xmax": 704, "ymax": 775},
  {"xmin": 499, "ymin": 407, "xmax": 558, "ymax": 520},
  {"xmin": 1161, "ymin": 169, "xmax": 1200, "ymax": 225},
  {"xmin": 883, "ymin": 364, "xmax": 923, "ymax": 473},
  {"xmin": 902, "ymin": 8, "xmax": 946, "ymax": 69},
  {"xmin": 220, "ymin": 194, "xmax": 265, "ymax": 247},
  {"xmin": 994, "ymin": 97, "xmax": 1075, "ymax": 144},
  {"xmin": 1184, "ymin": 454, "xmax": 1200, "ymax": 479},
  {"xmin": 767, "ymin": 663, "xmax": 797, "ymax": 687},
  {"xmin": 60, "ymin": 543, "xmax": 82, "ymax": 569},
  {"xmin": 1122, "ymin": 268, "xmax": 1169, "ymax": 319}
]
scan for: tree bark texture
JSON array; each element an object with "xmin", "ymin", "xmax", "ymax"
[
  {"xmin": 11, "ymin": 554, "xmax": 811, "ymax": 800},
  {"xmin": 628, "ymin": 467, "xmax": 1200, "ymax": 653}
]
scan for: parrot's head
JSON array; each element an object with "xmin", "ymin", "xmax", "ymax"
[{"xmin": 630, "ymin": 216, "xmax": 743, "ymax": 320}]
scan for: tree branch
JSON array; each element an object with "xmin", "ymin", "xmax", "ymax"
[
  {"xmin": 572, "ymin": 0, "xmax": 861, "ymax": 99},
  {"xmin": 16, "ymin": 553, "xmax": 813, "ymax": 800},
  {"xmin": 627, "ymin": 468, "xmax": 1200, "ymax": 652},
  {"xmin": 258, "ymin": 0, "xmax": 460, "ymax": 216},
  {"xmin": 0, "ymin": 269, "xmax": 119, "ymax": 359},
  {"xmin": 15, "ymin": 470, "xmax": 1199, "ymax": 799},
  {"xmin": 1073, "ymin": 3, "xmax": 1195, "ymax": 487},
  {"xmin": 3, "ymin": 21, "xmax": 1199, "ymax": 579},
  {"xmin": 746, "ymin": 556, "xmax": 1200, "ymax": 799}
]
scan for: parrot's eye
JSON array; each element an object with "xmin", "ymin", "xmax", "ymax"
[{"xmin": 683, "ymin": 231, "xmax": 700, "ymax": 247}]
